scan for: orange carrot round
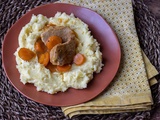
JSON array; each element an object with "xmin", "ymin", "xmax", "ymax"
[
  {"xmin": 46, "ymin": 62, "xmax": 57, "ymax": 72},
  {"xmin": 18, "ymin": 48, "xmax": 35, "ymax": 61},
  {"xmin": 46, "ymin": 36, "xmax": 62, "ymax": 50},
  {"xmin": 34, "ymin": 40, "xmax": 46, "ymax": 53},
  {"xmin": 56, "ymin": 64, "xmax": 71, "ymax": 72},
  {"xmin": 38, "ymin": 52, "xmax": 50, "ymax": 66},
  {"xmin": 73, "ymin": 53, "xmax": 85, "ymax": 65}
]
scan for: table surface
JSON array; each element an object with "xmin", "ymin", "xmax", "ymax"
[{"xmin": 0, "ymin": 0, "xmax": 160, "ymax": 120}]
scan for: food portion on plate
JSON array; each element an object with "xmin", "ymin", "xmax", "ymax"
[{"xmin": 14, "ymin": 12, "xmax": 103, "ymax": 94}]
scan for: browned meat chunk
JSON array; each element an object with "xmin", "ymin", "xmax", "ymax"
[
  {"xmin": 50, "ymin": 38, "xmax": 77, "ymax": 66},
  {"xmin": 41, "ymin": 26, "xmax": 78, "ymax": 66},
  {"xmin": 41, "ymin": 26, "xmax": 75, "ymax": 43}
]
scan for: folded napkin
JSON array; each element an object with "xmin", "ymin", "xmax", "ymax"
[{"xmin": 56, "ymin": 0, "xmax": 159, "ymax": 117}]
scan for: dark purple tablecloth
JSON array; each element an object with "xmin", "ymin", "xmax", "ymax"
[{"xmin": 0, "ymin": 0, "xmax": 159, "ymax": 120}]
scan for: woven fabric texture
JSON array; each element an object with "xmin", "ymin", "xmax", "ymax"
[{"xmin": 0, "ymin": 0, "xmax": 160, "ymax": 120}]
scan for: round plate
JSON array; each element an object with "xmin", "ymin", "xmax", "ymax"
[{"xmin": 2, "ymin": 3, "xmax": 121, "ymax": 106}]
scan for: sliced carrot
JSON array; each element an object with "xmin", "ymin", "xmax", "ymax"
[
  {"xmin": 73, "ymin": 53, "xmax": 85, "ymax": 65},
  {"xmin": 56, "ymin": 64, "xmax": 71, "ymax": 72},
  {"xmin": 46, "ymin": 36, "xmax": 62, "ymax": 50},
  {"xmin": 18, "ymin": 48, "xmax": 35, "ymax": 61},
  {"xmin": 34, "ymin": 40, "xmax": 46, "ymax": 53},
  {"xmin": 46, "ymin": 62, "xmax": 57, "ymax": 72},
  {"xmin": 38, "ymin": 52, "xmax": 50, "ymax": 66}
]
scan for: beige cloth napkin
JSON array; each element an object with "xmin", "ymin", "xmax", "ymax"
[
  {"xmin": 56, "ymin": 0, "xmax": 159, "ymax": 117},
  {"xmin": 142, "ymin": 51, "xmax": 158, "ymax": 86}
]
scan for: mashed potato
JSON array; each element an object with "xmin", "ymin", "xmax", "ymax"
[{"xmin": 14, "ymin": 12, "xmax": 103, "ymax": 94}]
